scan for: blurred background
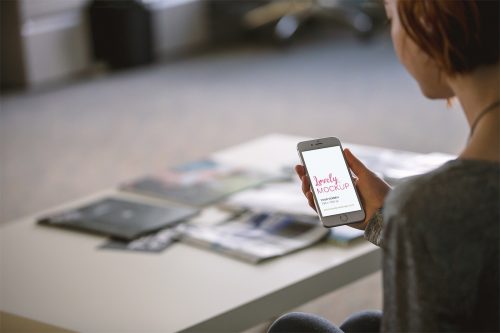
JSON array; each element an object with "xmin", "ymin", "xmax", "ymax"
[{"xmin": 0, "ymin": 0, "xmax": 468, "ymax": 329}]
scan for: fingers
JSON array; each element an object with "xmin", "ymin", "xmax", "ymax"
[
  {"xmin": 296, "ymin": 164, "xmax": 310, "ymax": 195},
  {"xmin": 344, "ymin": 148, "xmax": 368, "ymax": 177},
  {"xmin": 301, "ymin": 176, "xmax": 310, "ymax": 195},
  {"xmin": 295, "ymin": 164, "xmax": 305, "ymax": 177},
  {"xmin": 306, "ymin": 191, "xmax": 317, "ymax": 212},
  {"xmin": 302, "ymin": 177, "xmax": 316, "ymax": 211}
]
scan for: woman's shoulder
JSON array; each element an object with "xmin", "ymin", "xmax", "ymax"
[{"xmin": 383, "ymin": 159, "xmax": 499, "ymax": 230}]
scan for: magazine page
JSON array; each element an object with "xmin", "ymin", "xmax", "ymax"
[
  {"xmin": 179, "ymin": 211, "xmax": 329, "ymax": 264},
  {"xmin": 121, "ymin": 159, "xmax": 285, "ymax": 206}
]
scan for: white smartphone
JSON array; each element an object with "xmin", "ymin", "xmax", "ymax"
[{"xmin": 297, "ymin": 137, "xmax": 365, "ymax": 228}]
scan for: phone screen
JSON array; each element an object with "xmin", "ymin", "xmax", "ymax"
[{"xmin": 302, "ymin": 146, "xmax": 361, "ymax": 217}]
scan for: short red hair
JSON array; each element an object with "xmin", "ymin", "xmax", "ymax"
[{"xmin": 397, "ymin": 0, "xmax": 499, "ymax": 75}]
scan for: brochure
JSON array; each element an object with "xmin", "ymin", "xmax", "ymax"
[
  {"xmin": 121, "ymin": 159, "xmax": 283, "ymax": 207},
  {"xmin": 178, "ymin": 211, "xmax": 329, "ymax": 264},
  {"xmin": 100, "ymin": 227, "xmax": 181, "ymax": 252}
]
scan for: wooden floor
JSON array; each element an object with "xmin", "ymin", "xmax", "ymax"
[{"xmin": 0, "ymin": 312, "xmax": 73, "ymax": 333}]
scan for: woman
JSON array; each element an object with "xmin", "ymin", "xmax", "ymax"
[{"xmin": 268, "ymin": 0, "xmax": 499, "ymax": 332}]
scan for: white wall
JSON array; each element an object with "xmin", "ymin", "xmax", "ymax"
[
  {"xmin": 18, "ymin": 0, "xmax": 209, "ymax": 87},
  {"xmin": 21, "ymin": 6, "xmax": 91, "ymax": 86}
]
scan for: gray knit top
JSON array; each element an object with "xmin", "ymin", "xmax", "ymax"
[{"xmin": 364, "ymin": 159, "xmax": 499, "ymax": 332}]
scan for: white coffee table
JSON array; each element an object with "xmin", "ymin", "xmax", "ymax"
[{"xmin": 3, "ymin": 134, "xmax": 451, "ymax": 332}]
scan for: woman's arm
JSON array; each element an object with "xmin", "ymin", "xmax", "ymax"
[{"xmin": 364, "ymin": 208, "xmax": 384, "ymax": 247}]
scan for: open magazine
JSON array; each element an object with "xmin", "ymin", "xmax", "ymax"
[{"xmin": 178, "ymin": 210, "xmax": 329, "ymax": 264}]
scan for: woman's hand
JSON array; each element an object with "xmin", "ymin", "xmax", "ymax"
[{"xmin": 295, "ymin": 148, "xmax": 391, "ymax": 230}]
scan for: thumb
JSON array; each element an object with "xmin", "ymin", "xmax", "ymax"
[{"xmin": 344, "ymin": 148, "xmax": 369, "ymax": 177}]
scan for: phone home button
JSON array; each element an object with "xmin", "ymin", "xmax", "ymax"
[{"xmin": 340, "ymin": 214, "xmax": 349, "ymax": 222}]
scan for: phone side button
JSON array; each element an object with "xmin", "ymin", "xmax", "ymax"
[{"xmin": 340, "ymin": 214, "xmax": 349, "ymax": 222}]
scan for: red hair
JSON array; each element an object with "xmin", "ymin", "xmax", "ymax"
[{"xmin": 397, "ymin": 0, "xmax": 499, "ymax": 75}]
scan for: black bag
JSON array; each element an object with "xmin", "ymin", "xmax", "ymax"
[{"xmin": 88, "ymin": 0, "xmax": 154, "ymax": 69}]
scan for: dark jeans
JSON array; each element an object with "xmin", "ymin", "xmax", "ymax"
[{"xmin": 267, "ymin": 310, "xmax": 382, "ymax": 333}]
